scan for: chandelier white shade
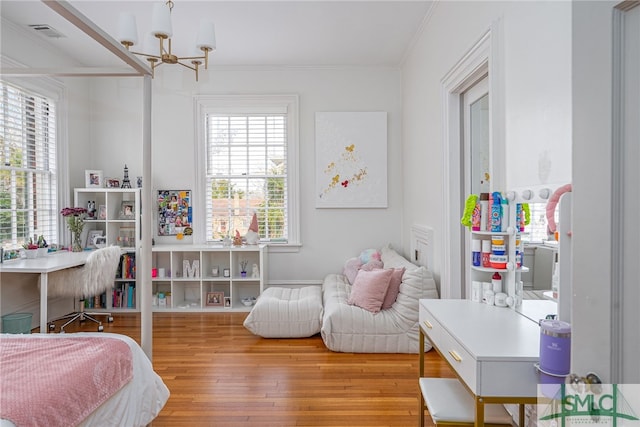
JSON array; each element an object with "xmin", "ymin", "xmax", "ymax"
[
  {"xmin": 196, "ymin": 21, "xmax": 216, "ymax": 50},
  {"xmin": 151, "ymin": 2, "xmax": 172, "ymax": 38},
  {"xmin": 117, "ymin": 1, "xmax": 216, "ymax": 81},
  {"xmin": 117, "ymin": 13, "xmax": 138, "ymax": 45}
]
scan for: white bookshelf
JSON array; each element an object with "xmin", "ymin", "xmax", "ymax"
[
  {"xmin": 74, "ymin": 187, "xmax": 140, "ymax": 312},
  {"xmin": 151, "ymin": 244, "xmax": 267, "ymax": 311}
]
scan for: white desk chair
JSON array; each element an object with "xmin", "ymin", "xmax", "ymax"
[{"xmin": 44, "ymin": 246, "xmax": 122, "ymax": 332}]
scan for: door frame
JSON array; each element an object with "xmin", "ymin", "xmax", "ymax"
[
  {"xmin": 611, "ymin": 0, "xmax": 639, "ymax": 382},
  {"xmin": 441, "ymin": 18, "xmax": 504, "ymax": 299}
]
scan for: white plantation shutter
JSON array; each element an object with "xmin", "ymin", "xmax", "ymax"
[
  {"xmin": 0, "ymin": 80, "xmax": 58, "ymax": 250},
  {"xmin": 206, "ymin": 113, "xmax": 288, "ymax": 242}
]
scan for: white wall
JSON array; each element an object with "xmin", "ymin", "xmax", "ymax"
[
  {"xmin": 84, "ymin": 66, "xmax": 405, "ymax": 283},
  {"xmin": 1, "ymin": 18, "xmax": 93, "ymax": 323},
  {"xmin": 401, "ymin": 1, "xmax": 572, "ymax": 283},
  {"xmin": 1, "ymin": 18, "xmax": 93, "ymax": 203}
]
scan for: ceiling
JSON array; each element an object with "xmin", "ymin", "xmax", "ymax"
[{"xmin": 1, "ymin": 1, "xmax": 433, "ymax": 70}]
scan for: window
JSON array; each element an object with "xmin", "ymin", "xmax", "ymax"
[
  {"xmin": 0, "ymin": 80, "xmax": 58, "ymax": 250},
  {"xmin": 195, "ymin": 95, "xmax": 299, "ymax": 247}
]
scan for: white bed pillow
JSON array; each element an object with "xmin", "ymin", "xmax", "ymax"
[{"xmin": 380, "ymin": 244, "xmax": 420, "ymax": 271}]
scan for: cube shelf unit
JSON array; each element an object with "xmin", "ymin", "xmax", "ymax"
[
  {"xmin": 151, "ymin": 244, "xmax": 267, "ymax": 311},
  {"xmin": 74, "ymin": 187, "xmax": 140, "ymax": 313}
]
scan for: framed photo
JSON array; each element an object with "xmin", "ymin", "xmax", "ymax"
[
  {"xmin": 223, "ymin": 268, "xmax": 230, "ymax": 278},
  {"xmin": 119, "ymin": 201, "xmax": 135, "ymax": 219},
  {"xmin": 106, "ymin": 178, "xmax": 120, "ymax": 188},
  {"xmin": 117, "ymin": 227, "xmax": 135, "ymax": 247},
  {"xmin": 224, "ymin": 297, "xmax": 231, "ymax": 308},
  {"xmin": 86, "ymin": 230, "xmax": 104, "ymax": 248},
  {"xmin": 85, "ymin": 170, "xmax": 103, "ymax": 188},
  {"xmin": 206, "ymin": 291, "xmax": 224, "ymax": 307},
  {"xmin": 98, "ymin": 205, "xmax": 107, "ymax": 220}
]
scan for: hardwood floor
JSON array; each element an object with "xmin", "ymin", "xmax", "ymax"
[{"xmin": 46, "ymin": 312, "xmax": 455, "ymax": 426}]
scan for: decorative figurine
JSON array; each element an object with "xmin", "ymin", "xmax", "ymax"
[
  {"xmin": 233, "ymin": 230, "xmax": 243, "ymax": 246},
  {"xmin": 121, "ymin": 164, "xmax": 132, "ymax": 188},
  {"xmin": 245, "ymin": 212, "xmax": 259, "ymax": 245}
]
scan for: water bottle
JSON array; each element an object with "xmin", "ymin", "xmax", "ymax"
[{"xmin": 490, "ymin": 192, "xmax": 502, "ymax": 232}]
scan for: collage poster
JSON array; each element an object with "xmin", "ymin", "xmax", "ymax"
[{"xmin": 158, "ymin": 190, "xmax": 192, "ymax": 236}]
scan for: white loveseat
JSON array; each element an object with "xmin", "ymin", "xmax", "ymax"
[{"xmin": 320, "ymin": 244, "xmax": 439, "ymax": 353}]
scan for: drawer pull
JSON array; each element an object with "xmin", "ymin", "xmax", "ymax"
[
  {"xmin": 423, "ymin": 320, "xmax": 433, "ymax": 329},
  {"xmin": 448, "ymin": 350, "xmax": 462, "ymax": 362}
]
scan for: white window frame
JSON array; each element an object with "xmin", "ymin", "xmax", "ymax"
[
  {"xmin": 194, "ymin": 94, "xmax": 300, "ymax": 251},
  {"xmin": 1, "ymin": 59, "xmax": 69, "ymax": 250}
]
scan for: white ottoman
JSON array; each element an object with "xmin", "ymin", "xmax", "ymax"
[{"xmin": 243, "ymin": 286, "xmax": 323, "ymax": 338}]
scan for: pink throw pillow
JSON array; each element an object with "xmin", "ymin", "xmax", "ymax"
[
  {"xmin": 359, "ymin": 260, "xmax": 384, "ymax": 271},
  {"xmin": 381, "ymin": 267, "xmax": 405, "ymax": 310},
  {"xmin": 343, "ymin": 257, "xmax": 363, "ymax": 285},
  {"xmin": 348, "ymin": 269, "xmax": 393, "ymax": 313}
]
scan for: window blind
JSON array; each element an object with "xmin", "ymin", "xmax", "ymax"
[
  {"xmin": 522, "ymin": 202, "xmax": 551, "ymax": 243},
  {"xmin": 0, "ymin": 80, "xmax": 58, "ymax": 250},
  {"xmin": 205, "ymin": 114, "xmax": 288, "ymax": 242}
]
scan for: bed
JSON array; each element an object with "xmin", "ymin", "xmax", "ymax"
[{"xmin": 0, "ymin": 332, "xmax": 169, "ymax": 427}]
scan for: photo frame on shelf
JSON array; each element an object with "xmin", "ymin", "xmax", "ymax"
[
  {"xmin": 85, "ymin": 170, "xmax": 103, "ymax": 188},
  {"xmin": 223, "ymin": 268, "xmax": 230, "ymax": 278},
  {"xmin": 98, "ymin": 205, "xmax": 107, "ymax": 220},
  {"xmin": 119, "ymin": 201, "xmax": 135, "ymax": 219},
  {"xmin": 206, "ymin": 291, "xmax": 224, "ymax": 307},
  {"xmin": 106, "ymin": 178, "xmax": 120, "ymax": 188},
  {"xmin": 117, "ymin": 227, "xmax": 135, "ymax": 247},
  {"xmin": 224, "ymin": 297, "xmax": 231, "ymax": 308},
  {"xmin": 86, "ymin": 230, "xmax": 104, "ymax": 248}
]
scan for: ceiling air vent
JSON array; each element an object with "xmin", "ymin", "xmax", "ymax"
[{"xmin": 28, "ymin": 24, "xmax": 66, "ymax": 39}]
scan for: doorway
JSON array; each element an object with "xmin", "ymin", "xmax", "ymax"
[{"xmin": 462, "ymin": 77, "xmax": 489, "ymax": 298}]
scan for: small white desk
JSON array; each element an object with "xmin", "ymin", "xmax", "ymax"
[
  {"xmin": 0, "ymin": 251, "xmax": 90, "ymax": 332},
  {"xmin": 419, "ymin": 299, "xmax": 556, "ymax": 427}
]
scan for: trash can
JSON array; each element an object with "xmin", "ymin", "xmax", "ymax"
[{"xmin": 1, "ymin": 312, "xmax": 33, "ymax": 334}]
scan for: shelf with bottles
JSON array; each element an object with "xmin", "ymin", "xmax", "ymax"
[{"xmin": 467, "ymin": 190, "xmax": 528, "ymax": 308}]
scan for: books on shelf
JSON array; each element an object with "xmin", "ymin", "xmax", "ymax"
[
  {"xmin": 82, "ymin": 283, "xmax": 136, "ymax": 309},
  {"xmin": 112, "ymin": 282, "xmax": 136, "ymax": 308},
  {"xmin": 117, "ymin": 253, "xmax": 136, "ymax": 279}
]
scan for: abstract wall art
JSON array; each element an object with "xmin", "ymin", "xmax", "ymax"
[{"xmin": 315, "ymin": 112, "xmax": 388, "ymax": 208}]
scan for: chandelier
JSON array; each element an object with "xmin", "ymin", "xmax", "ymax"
[{"xmin": 117, "ymin": 1, "xmax": 216, "ymax": 81}]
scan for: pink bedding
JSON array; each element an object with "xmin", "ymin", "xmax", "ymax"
[{"xmin": 0, "ymin": 335, "xmax": 133, "ymax": 427}]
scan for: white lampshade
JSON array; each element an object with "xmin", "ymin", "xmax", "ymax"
[
  {"xmin": 143, "ymin": 33, "xmax": 158, "ymax": 52},
  {"xmin": 196, "ymin": 21, "xmax": 216, "ymax": 50},
  {"xmin": 151, "ymin": 2, "xmax": 172, "ymax": 38},
  {"xmin": 117, "ymin": 13, "xmax": 138, "ymax": 45}
]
